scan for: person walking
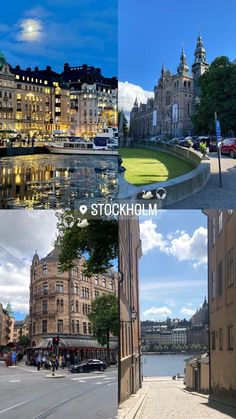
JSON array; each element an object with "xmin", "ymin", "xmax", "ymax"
[{"xmin": 36, "ymin": 354, "xmax": 42, "ymax": 371}]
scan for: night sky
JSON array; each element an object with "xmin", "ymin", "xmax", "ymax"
[{"xmin": 1, "ymin": 0, "xmax": 117, "ymax": 76}]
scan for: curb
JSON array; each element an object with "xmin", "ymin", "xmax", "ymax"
[{"xmin": 118, "ymin": 383, "xmax": 150, "ymax": 419}]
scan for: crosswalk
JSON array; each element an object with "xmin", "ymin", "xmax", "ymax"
[{"xmin": 70, "ymin": 374, "xmax": 116, "ymax": 384}]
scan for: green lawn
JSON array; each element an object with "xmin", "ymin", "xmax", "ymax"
[{"xmin": 119, "ymin": 148, "xmax": 194, "ymax": 186}]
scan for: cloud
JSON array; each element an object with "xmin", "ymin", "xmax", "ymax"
[
  {"xmin": 180, "ymin": 307, "xmax": 195, "ymax": 317},
  {"xmin": 165, "ymin": 227, "xmax": 208, "ymax": 267},
  {"xmin": 140, "ymin": 219, "xmax": 167, "ymax": 255},
  {"xmin": 118, "ymin": 81, "xmax": 153, "ymax": 113},
  {"xmin": 0, "ymin": 211, "xmax": 58, "ymax": 316},
  {"xmin": 143, "ymin": 306, "xmax": 172, "ymax": 319},
  {"xmin": 140, "ymin": 219, "xmax": 207, "ymax": 268}
]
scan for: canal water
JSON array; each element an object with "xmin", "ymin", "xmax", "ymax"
[
  {"xmin": 142, "ymin": 353, "xmax": 195, "ymax": 377},
  {"xmin": 0, "ymin": 154, "xmax": 118, "ymax": 209}
]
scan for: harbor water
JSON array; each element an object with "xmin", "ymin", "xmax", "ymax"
[{"xmin": 0, "ymin": 154, "xmax": 118, "ymax": 209}]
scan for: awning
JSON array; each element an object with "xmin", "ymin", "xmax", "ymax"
[{"xmin": 35, "ymin": 337, "xmax": 117, "ymax": 350}]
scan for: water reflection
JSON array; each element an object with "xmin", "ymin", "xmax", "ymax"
[{"xmin": 0, "ymin": 154, "xmax": 118, "ymax": 209}]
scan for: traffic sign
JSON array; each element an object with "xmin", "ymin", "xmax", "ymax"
[{"xmin": 215, "ymin": 120, "xmax": 221, "ymax": 139}]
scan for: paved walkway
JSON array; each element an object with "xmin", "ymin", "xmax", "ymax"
[
  {"xmin": 168, "ymin": 153, "xmax": 236, "ymax": 208},
  {"xmin": 118, "ymin": 378, "xmax": 236, "ymax": 419}
]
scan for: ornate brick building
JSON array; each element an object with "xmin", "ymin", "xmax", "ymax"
[
  {"xmin": 29, "ymin": 247, "xmax": 118, "ymax": 363},
  {"xmin": 130, "ymin": 36, "xmax": 209, "ymax": 139}
]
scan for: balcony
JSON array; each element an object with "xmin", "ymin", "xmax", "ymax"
[
  {"xmin": 0, "ymin": 107, "xmax": 14, "ymax": 112},
  {"xmin": 32, "ymin": 310, "xmax": 57, "ymax": 317}
]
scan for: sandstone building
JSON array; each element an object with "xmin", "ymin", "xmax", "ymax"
[
  {"xmin": 205, "ymin": 210, "xmax": 236, "ymax": 399},
  {"xmin": 29, "ymin": 248, "xmax": 118, "ymax": 362},
  {"xmin": 119, "ymin": 216, "xmax": 142, "ymax": 404},
  {"xmin": 130, "ymin": 36, "xmax": 209, "ymax": 139}
]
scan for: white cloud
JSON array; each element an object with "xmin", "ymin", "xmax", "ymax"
[
  {"xmin": 140, "ymin": 219, "xmax": 207, "ymax": 267},
  {"xmin": 165, "ymin": 299, "xmax": 176, "ymax": 307},
  {"xmin": 0, "ymin": 211, "xmax": 58, "ymax": 316},
  {"xmin": 118, "ymin": 81, "xmax": 153, "ymax": 113},
  {"xmin": 165, "ymin": 227, "xmax": 207, "ymax": 267},
  {"xmin": 140, "ymin": 219, "xmax": 167, "ymax": 255},
  {"xmin": 180, "ymin": 307, "xmax": 195, "ymax": 317},
  {"xmin": 143, "ymin": 306, "xmax": 172, "ymax": 319}
]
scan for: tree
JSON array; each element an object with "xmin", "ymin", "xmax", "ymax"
[
  {"xmin": 118, "ymin": 110, "xmax": 129, "ymax": 138},
  {"xmin": 56, "ymin": 211, "xmax": 118, "ymax": 276},
  {"xmin": 192, "ymin": 56, "xmax": 236, "ymax": 135},
  {"xmin": 18, "ymin": 335, "xmax": 30, "ymax": 347},
  {"xmin": 88, "ymin": 294, "xmax": 119, "ymax": 365}
]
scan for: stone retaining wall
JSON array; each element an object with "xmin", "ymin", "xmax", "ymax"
[{"xmin": 119, "ymin": 143, "xmax": 210, "ymax": 207}]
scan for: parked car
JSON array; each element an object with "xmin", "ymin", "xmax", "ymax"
[
  {"xmin": 70, "ymin": 359, "xmax": 107, "ymax": 373},
  {"xmin": 195, "ymin": 136, "xmax": 218, "ymax": 152},
  {"xmin": 220, "ymin": 138, "xmax": 236, "ymax": 158}
]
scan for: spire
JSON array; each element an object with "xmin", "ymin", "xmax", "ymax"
[
  {"xmin": 194, "ymin": 35, "xmax": 207, "ymax": 64},
  {"xmin": 134, "ymin": 97, "xmax": 138, "ymax": 107},
  {"xmin": 177, "ymin": 48, "xmax": 189, "ymax": 76},
  {"xmin": 32, "ymin": 250, "xmax": 39, "ymax": 264},
  {"xmin": 6, "ymin": 301, "xmax": 14, "ymax": 319}
]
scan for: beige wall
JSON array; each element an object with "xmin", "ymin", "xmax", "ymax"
[
  {"xmin": 119, "ymin": 216, "xmax": 142, "ymax": 404},
  {"xmin": 206, "ymin": 210, "xmax": 236, "ymax": 397}
]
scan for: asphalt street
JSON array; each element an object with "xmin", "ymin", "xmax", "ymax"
[{"xmin": 0, "ymin": 363, "xmax": 118, "ymax": 419}]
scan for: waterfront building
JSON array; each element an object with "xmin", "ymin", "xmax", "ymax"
[
  {"xmin": 143, "ymin": 330, "xmax": 172, "ymax": 347},
  {"xmin": 11, "ymin": 64, "xmax": 71, "ymax": 136},
  {"xmin": 0, "ymin": 303, "xmax": 13, "ymax": 347},
  {"xmin": 130, "ymin": 36, "xmax": 209, "ymax": 139},
  {"xmin": 0, "ymin": 53, "xmax": 15, "ymax": 131},
  {"xmin": 205, "ymin": 210, "xmax": 236, "ymax": 399},
  {"xmin": 119, "ymin": 216, "xmax": 142, "ymax": 404},
  {"xmin": 187, "ymin": 325, "xmax": 208, "ymax": 347},
  {"xmin": 0, "ymin": 50, "xmax": 117, "ymax": 137},
  {"xmin": 61, "ymin": 63, "xmax": 118, "ymax": 136},
  {"xmin": 171, "ymin": 328, "xmax": 187, "ymax": 345},
  {"xmin": 29, "ymin": 248, "xmax": 118, "ymax": 363},
  {"xmin": 190, "ymin": 297, "xmax": 208, "ymax": 326}
]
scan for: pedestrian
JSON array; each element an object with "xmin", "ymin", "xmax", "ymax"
[
  {"xmin": 36, "ymin": 353, "xmax": 42, "ymax": 371},
  {"xmin": 32, "ymin": 138, "xmax": 35, "ymax": 147},
  {"xmin": 27, "ymin": 137, "xmax": 30, "ymax": 147},
  {"xmin": 62, "ymin": 355, "xmax": 65, "ymax": 369}
]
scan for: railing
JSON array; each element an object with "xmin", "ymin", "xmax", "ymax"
[{"xmin": 32, "ymin": 310, "xmax": 57, "ymax": 317}]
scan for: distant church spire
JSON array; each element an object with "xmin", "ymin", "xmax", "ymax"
[
  {"xmin": 177, "ymin": 47, "xmax": 189, "ymax": 76},
  {"xmin": 194, "ymin": 35, "xmax": 207, "ymax": 64},
  {"xmin": 134, "ymin": 97, "xmax": 138, "ymax": 107}
]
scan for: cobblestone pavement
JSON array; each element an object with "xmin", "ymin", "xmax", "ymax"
[
  {"xmin": 119, "ymin": 378, "xmax": 236, "ymax": 419},
  {"xmin": 135, "ymin": 380, "xmax": 236, "ymax": 419},
  {"xmin": 168, "ymin": 153, "xmax": 236, "ymax": 209}
]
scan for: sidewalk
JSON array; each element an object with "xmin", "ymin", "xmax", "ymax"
[{"xmin": 118, "ymin": 377, "xmax": 236, "ymax": 419}]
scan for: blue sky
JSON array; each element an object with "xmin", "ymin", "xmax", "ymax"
[
  {"xmin": 139, "ymin": 210, "xmax": 207, "ymax": 321},
  {"xmin": 1, "ymin": 0, "xmax": 117, "ymax": 76},
  {"xmin": 119, "ymin": 0, "xmax": 236, "ymax": 90}
]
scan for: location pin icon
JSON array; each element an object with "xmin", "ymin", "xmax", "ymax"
[{"xmin": 79, "ymin": 205, "xmax": 88, "ymax": 215}]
